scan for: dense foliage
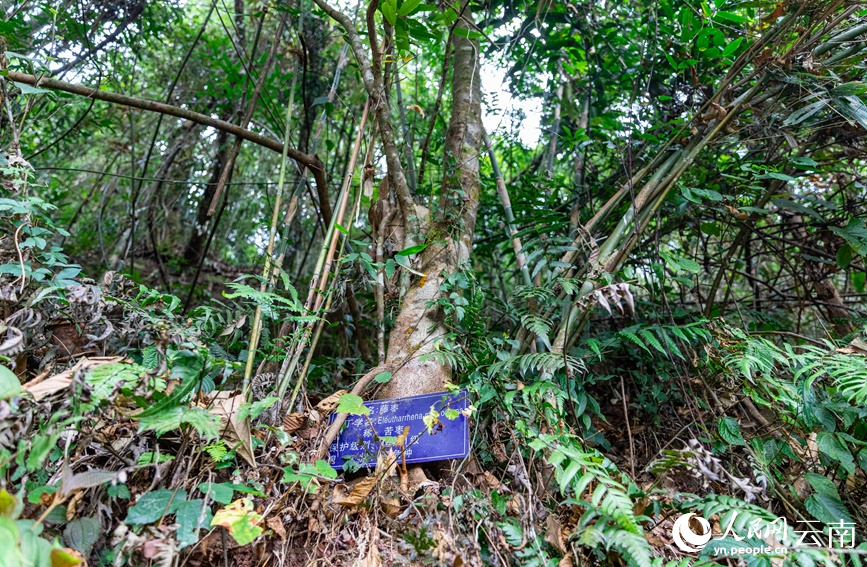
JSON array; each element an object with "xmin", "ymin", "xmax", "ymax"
[{"xmin": 1, "ymin": 0, "xmax": 867, "ymax": 565}]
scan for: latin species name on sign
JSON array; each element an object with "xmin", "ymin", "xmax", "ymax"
[{"xmin": 328, "ymin": 390, "xmax": 470, "ymax": 470}]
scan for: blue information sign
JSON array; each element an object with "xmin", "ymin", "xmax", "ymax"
[{"xmin": 327, "ymin": 390, "xmax": 470, "ymax": 470}]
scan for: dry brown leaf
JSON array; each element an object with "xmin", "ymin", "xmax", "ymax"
[
  {"xmin": 482, "ymin": 471, "xmax": 505, "ymax": 492},
  {"xmin": 266, "ymin": 517, "xmax": 286, "ymax": 540},
  {"xmin": 23, "ymin": 356, "xmax": 126, "ymax": 401},
  {"xmin": 725, "ymin": 204, "xmax": 749, "ymax": 220},
  {"xmin": 545, "ymin": 514, "xmax": 566, "ymax": 553},
  {"xmin": 208, "ymin": 392, "xmax": 255, "ymax": 466},
  {"xmin": 395, "ymin": 426, "xmax": 410, "ymax": 449},
  {"xmin": 405, "ymin": 104, "xmax": 425, "ymax": 118},
  {"xmin": 381, "ymin": 497, "xmax": 403, "ymax": 519},
  {"xmin": 375, "ymin": 448, "xmax": 398, "ymax": 479},
  {"xmin": 333, "ymin": 476, "xmax": 377, "ymax": 508},
  {"xmin": 282, "ymin": 412, "xmax": 307, "ymax": 434},
  {"xmin": 315, "ymin": 390, "xmax": 347, "ymax": 414}
]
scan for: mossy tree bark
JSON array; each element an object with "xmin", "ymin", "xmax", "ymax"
[{"xmin": 380, "ymin": 14, "xmax": 482, "ymax": 399}]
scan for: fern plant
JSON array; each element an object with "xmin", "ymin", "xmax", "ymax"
[{"xmin": 530, "ymin": 433, "xmax": 656, "ymax": 567}]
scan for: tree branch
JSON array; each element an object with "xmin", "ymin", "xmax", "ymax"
[{"xmin": 7, "ymin": 70, "xmax": 328, "ymax": 194}]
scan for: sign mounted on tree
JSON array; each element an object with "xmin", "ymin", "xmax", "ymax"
[{"xmin": 327, "ymin": 390, "xmax": 470, "ymax": 470}]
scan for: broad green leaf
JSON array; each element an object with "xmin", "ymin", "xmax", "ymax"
[
  {"xmin": 380, "ymin": 0, "xmax": 397, "ymax": 25},
  {"xmin": 19, "ymin": 526, "xmax": 53, "ymax": 567},
  {"xmin": 373, "ymin": 371, "xmax": 392, "ymax": 383},
  {"xmin": 837, "ymin": 244, "xmax": 853, "ymax": 269},
  {"xmin": 397, "ymin": 0, "xmax": 422, "ymax": 17},
  {"xmin": 125, "ymin": 489, "xmax": 187, "ymax": 525},
  {"xmin": 805, "ymin": 493, "xmax": 853, "ymax": 525},
  {"xmin": 700, "ymin": 222, "xmax": 720, "ymax": 236},
  {"xmin": 0, "ymin": 489, "xmax": 18, "ymax": 518},
  {"xmin": 783, "ymin": 100, "xmax": 827, "ymax": 126},
  {"xmin": 717, "ymin": 416, "xmax": 746, "ymax": 446},
  {"xmin": 831, "ymin": 82, "xmax": 867, "ymax": 97},
  {"xmin": 816, "ymin": 432, "xmax": 856, "ymax": 475},
  {"xmin": 50, "ymin": 547, "xmax": 84, "ymax": 567},
  {"xmin": 0, "ymin": 366, "xmax": 20, "ymax": 400},
  {"xmin": 13, "ymin": 81, "xmax": 50, "ymax": 95},
  {"xmin": 335, "ymin": 393, "xmax": 370, "ymax": 416},
  {"xmin": 63, "ymin": 517, "xmax": 99, "ymax": 556},
  {"xmin": 0, "ymin": 516, "xmax": 23, "ymax": 567},
  {"xmin": 175, "ymin": 499, "xmax": 213, "ymax": 549},
  {"xmin": 314, "ymin": 460, "xmax": 338, "ymax": 479},
  {"xmin": 211, "ymin": 498, "xmax": 262, "ymax": 546},
  {"xmin": 198, "ymin": 482, "xmax": 234, "ymax": 505},
  {"xmin": 804, "ymin": 472, "xmax": 841, "ymax": 499},
  {"xmin": 714, "ymin": 10, "xmax": 744, "ymax": 23},
  {"xmin": 721, "ymin": 37, "xmax": 743, "ymax": 57}
]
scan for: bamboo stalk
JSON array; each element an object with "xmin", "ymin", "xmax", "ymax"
[
  {"xmin": 308, "ymin": 99, "xmax": 371, "ymax": 312},
  {"xmin": 483, "ymin": 130, "xmax": 532, "ymax": 288},
  {"xmin": 275, "ymin": 99, "xmax": 371, "ymax": 399},
  {"xmin": 241, "ymin": 71, "xmax": 298, "ymax": 397}
]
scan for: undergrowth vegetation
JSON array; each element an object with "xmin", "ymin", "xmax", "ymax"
[{"xmin": 2, "ymin": 0, "xmax": 867, "ymax": 565}]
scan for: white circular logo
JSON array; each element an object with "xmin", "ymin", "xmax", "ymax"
[{"xmin": 672, "ymin": 513, "xmax": 713, "ymax": 552}]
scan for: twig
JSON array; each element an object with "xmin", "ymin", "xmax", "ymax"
[
  {"xmin": 6, "ymin": 70, "xmax": 327, "ymax": 191},
  {"xmin": 620, "ymin": 376, "xmax": 636, "ymax": 479}
]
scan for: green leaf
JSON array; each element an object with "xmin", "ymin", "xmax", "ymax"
[
  {"xmin": 0, "ymin": 366, "xmax": 20, "ymax": 400},
  {"xmin": 314, "ymin": 460, "xmax": 337, "ymax": 479},
  {"xmin": 804, "ymin": 472, "xmax": 841, "ymax": 499},
  {"xmin": 830, "ymin": 219, "xmax": 867, "ymax": 255},
  {"xmin": 211, "ymin": 499, "xmax": 262, "ymax": 546},
  {"xmin": 783, "ymin": 100, "xmax": 827, "ymax": 126},
  {"xmin": 175, "ymin": 499, "xmax": 213, "ymax": 549},
  {"xmin": 0, "ymin": 517, "xmax": 22, "ymax": 564},
  {"xmin": 373, "ymin": 371, "xmax": 393, "ymax": 383},
  {"xmin": 125, "ymin": 489, "xmax": 188, "ymax": 525},
  {"xmin": 831, "ymin": 82, "xmax": 867, "ymax": 97},
  {"xmin": 238, "ymin": 397, "xmax": 280, "ymax": 421},
  {"xmin": 380, "ymin": 0, "xmax": 397, "ymax": 25},
  {"xmin": 721, "ymin": 37, "xmax": 743, "ymax": 57},
  {"xmin": 334, "ymin": 222, "xmax": 348, "ymax": 235},
  {"xmin": 717, "ymin": 416, "xmax": 746, "ymax": 446},
  {"xmin": 135, "ymin": 355, "xmax": 202, "ymax": 419},
  {"xmin": 181, "ymin": 407, "xmax": 221, "ymax": 439},
  {"xmin": 335, "ymin": 393, "xmax": 370, "ymax": 416},
  {"xmin": 498, "ymin": 518, "xmax": 523, "ymax": 547},
  {"xmin": 107, "ymin": 485, "xmax": 130, "ymax": 500},
  {"xmin": 138, "ymin": 407, "xmax": 184, "ymax": 436},
  {"xmin": 13, "ymin": 81, "xmax": 50, "ymax": 95},
  {"xmin": 714, "ymin": 10, "xmax": 745, "ymax": 23},
  {"xmin": 0, "ymin": 489, "xmax": 19, "ymax": 518},
  {"xmin": 837, "ymin": 244, "xmax": 854, "ymax": 269},
  {"xmin": 198, "ymin": 482, "xmax": 234, "ymax": 505},
  {"xmin": 50, "ymin": 547, "xmax": 85, "ymax": 567},
  {"xmin": 63, "ymin": 517, "xmax": 100, "ymax": 556},
  {"xmin": 816, "ymin": 432, "xmax": 856, "ymax": 475},
  {"xmin": 700, "ymin": 222, "xmax": 720, "ymax": 236},
  {"xmin": 141, "ymin": 345, "xmax": 159, "ymax": 369},
  {"xmin": 397, "ymin": 0, "xmax": 422, "ymax": 16},
  {"xmin": 805, "ymin": 493, "xmax": 853, "ymax": 525},
  {"xmin": 397, "ymin": 243, "xmax": 428, "ymax": 256},
  {"xmin": 19, "ymin": 525, "xmax": 53, "ymax": 567},
  {"xmin": 853, "ymin": 271, "xmax": 865, "ymax": 293}
]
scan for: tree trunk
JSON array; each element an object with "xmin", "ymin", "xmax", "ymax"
[{"xmin": 380, "ymin": 13, "xmax": 482, "ymax": 399}]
